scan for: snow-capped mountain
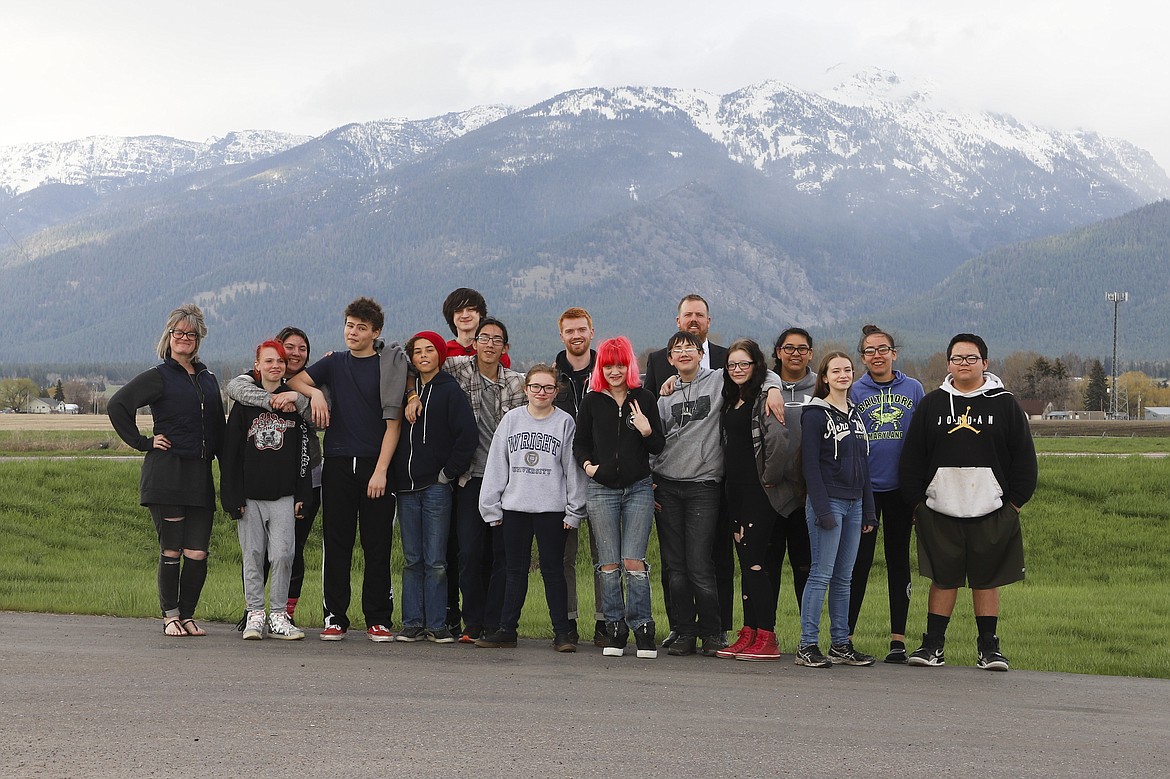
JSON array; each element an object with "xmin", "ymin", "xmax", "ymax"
[
  {"xmin": 2, "ymin": 70, "xmax": 1169, "ymax": 364},
  {"xmin": 0, "ymin": 106, "xmax": 514, "ymax": 199},
  {"xmin": 0, "ymin": 131, "xmax": 310, "ymax": 198},
  {"xmin": 531, "ymin": 69, "xmax": 1170, "ymax": 204}
]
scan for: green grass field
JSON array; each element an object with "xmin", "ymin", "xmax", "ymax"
[{"xmin": 1, "ymin": 446, "xmax": 1167, "ymax": 677}]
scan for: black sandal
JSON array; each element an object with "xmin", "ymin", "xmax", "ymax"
[
  {"xmin": 179, "ymin": 618, "xmax": 206, "ymax": 637},
  {"xmin": 163, "ymin": 617, "xmax": 186, "ymax": 637}
]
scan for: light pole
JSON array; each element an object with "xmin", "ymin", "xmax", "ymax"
[{"xmin": 1106, "ymin": 291, "xmax": 1128, "ymax": 418}]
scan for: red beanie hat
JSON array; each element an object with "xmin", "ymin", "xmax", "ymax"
[{"xmin": 410, "ymin": 330, "xmax": 448, "ymax": 364}]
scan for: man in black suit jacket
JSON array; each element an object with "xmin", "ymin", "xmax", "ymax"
[
  {"xmin": 644, "ymin": 294, "xmax": 728, "ymax": 393},
  {"xmin": 642, "ymin": 294, "xmax": 732, "ymax": 648}
]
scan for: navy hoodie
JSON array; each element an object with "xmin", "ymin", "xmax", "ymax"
[
  {"xmin": 800, "ymin": 398, "xmax": 876, "ymax": 527},
  {"xmin": 392, "ymin": 370, "xmax": 477, "ymax": 492}
]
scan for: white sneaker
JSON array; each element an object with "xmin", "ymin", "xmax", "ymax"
[
  {"xmin": 242, "ymin": 610, "xmax": 266, "ymax": 640},
  {"xmin": 268, "ymin": 611, "xmax": 305, "ymax": 640}
]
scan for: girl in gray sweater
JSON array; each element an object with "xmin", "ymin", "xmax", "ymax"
[{"xmin": 476, "ymin": 365, "xmax": 587, "ymax": 651}]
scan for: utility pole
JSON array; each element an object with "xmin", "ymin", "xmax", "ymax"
[{"xmin": 1106, "ymin": 291, "xmax": 1128, "ymax": 418}]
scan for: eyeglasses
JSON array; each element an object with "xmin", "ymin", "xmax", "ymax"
[
  {"xmin": 727, "ymin": 361, "xmax": 754, "ymax": 372},
  {"xmin": 169, "ymin": 329, "xmax": 199, "ymax": 341},
  {"xmin": 526, "ymin": 384, "xmax": 557, "ymax": 394},
  {"xmin": 671, "ymin": 346, "xmax": 699, "ymax": 355},
  {"xmin": 475, "ymin": 335, "xmax": 505, "ymax": 346},
  {"xmin": 948, "ymin": 355, "xmax": 983, "ymax": 365},
  {"xmin": 861, "ymin": 345, "xmax": 893, "ymax": 357},
  {"xmin": 778, "ymin": 344, "xmax": 811, "ymax": 355}
]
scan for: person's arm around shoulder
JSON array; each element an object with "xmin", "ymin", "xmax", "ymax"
[
  {"xmin": 758, "ymin": 368, "xmax": 787, "ymax": 424},
  {"xmin": 757, "ymin": 398, "xmax": 791, "ymax": 486},
  {"xmin": 287, "ymin": 366, "xmax": 329, "ymax": 430}
]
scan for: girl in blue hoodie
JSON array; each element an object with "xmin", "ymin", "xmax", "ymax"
[
  {"xmin": 847, "ymin": 325, "xmax": 925, "ymax": 663},
  {"xmin": 796, "ymin": 352, "xmax": 876, "ymax": 668}
]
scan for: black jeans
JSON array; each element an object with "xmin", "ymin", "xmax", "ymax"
[
  {"xmin": 499, "ymin": 510, "xmax": 570, "ymax": 634},
  {"xmin": 456, "ymin": 478, "xmax": 506, "ymax": 632},
  {"xmin": 727, "ymin": 481, "xmax": 781, "ymax": 632},
  {"xmin": 849, "ymin": 489, "xmax": 914, "ymax": 636},
  {"xmin": 654, "ymin": 476, "xmax": 721, "ymax": 638},
  {"xmin": 765, "ymin": 504, "xmax": 812, "ymax": 617},
  {"xmin": 321, "ymin": 457, "xmax": 395, "ymax": 631}
]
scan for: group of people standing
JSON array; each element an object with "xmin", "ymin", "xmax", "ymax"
[{"xmin": 109, "ymin": 290, "xmax": 1037, "ymax": 672}]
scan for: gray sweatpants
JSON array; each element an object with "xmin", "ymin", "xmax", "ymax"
[{"xmin": 238, "ymin": 495, "xmax": 296, "ymax": 612}]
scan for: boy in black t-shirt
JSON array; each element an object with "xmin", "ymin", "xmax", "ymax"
[{"xmin": 287, "ymin": 297, "xmax": 408, "ymax": 641}]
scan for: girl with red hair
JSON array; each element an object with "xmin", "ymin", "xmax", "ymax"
[{"xmin": 572, "ymin": 337, "xmax": 666, "ymax": 658}]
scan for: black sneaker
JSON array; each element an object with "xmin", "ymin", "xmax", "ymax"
[
  {"xmin": 633, "ymin": 622, "xmax": 657, "ymax": 659},
  {"xmin": 795, "ymin": 644, "xmax": 832, "ymax": 668},
  {"xmin": 660, "ymin": 629, "xmax": 681, "ymax": 649},
  {"xmin": 907, "ymin": 633, "xmax": 946, "ymax": 667},
  {"xmin": 553, "ymin": 633, "xmax": 577, "ymax": 652},
  {"xmin": 592, "ymin": 620, "xmax": 607, "ymax": 648},
  {"xmin": 475, "ymin": 629, "xmax": 518, "ymax": 648},
  {"xmin": 829, "ymin": 641, "xmax": 876, "ymax": 666},
  {"xmin": 977, "ymin": 635, "xmax": 1010, "ymax": 671},
  {"xmin": 426, "ymin": 627, "xmax": 456, "ymax": 643},
  {"xmin": 395, "ymin": 625, "xmax": 426, "ymax": 642},
  {"xmin": 700, "ymin": 633, "xmax": 729, "ymax": 657},
  {"xmin": 602, "ymin": 621, "xmax": 629, "ymax": 657},
  {"xmin": 884, "ymin": 641, "xmax": 908, "ymax": 664},
  {"xmin": 666, "ymin": 634, "xmax": 697, "ymax": 656}
]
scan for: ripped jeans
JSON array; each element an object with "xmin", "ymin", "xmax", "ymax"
[{"xmin": 587, "ymin": 477, "xmax": 655, "ymax": 630}]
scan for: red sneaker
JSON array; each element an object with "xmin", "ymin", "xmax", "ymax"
[
  {"xmin": 319, "ymin": 625, "xmax": 346, "ymax": 641},
  {"xmin": 736, "ymin": 629, "xmax": 781, "ymax": 662},
  {"xmin": 366, "ymin": 624, "xmax": 395, "ymax": 642},
  {"xmin": 717, "ymin": 626, "xmax": 756, "ymax": 659}
]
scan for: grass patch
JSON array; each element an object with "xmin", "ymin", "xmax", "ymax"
[
  {"xmin": 0, "ymin": 428, "xmax": 141, "ymax": 455},
  {"xmin": 1, "ymin": 453, "xmax": 1167, "ymax": 678},
  {"xmin": 1033, "ymin": 436, "xmax": 1170, "ymax": 454}
]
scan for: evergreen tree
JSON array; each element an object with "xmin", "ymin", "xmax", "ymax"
[
  {"xmin": 53, "ymin": 379, "xmax": 65, "ymax": 402},
  {"xmin": 1084, "ymin": 360, "xmax": 1109, "ymax": 412}
]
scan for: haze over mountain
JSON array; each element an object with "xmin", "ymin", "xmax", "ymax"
[{"xmin": 1, "ymin": 69, "xmax": 1167, "ymax": 366}]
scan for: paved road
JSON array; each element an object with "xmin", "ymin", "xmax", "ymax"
[{"xmin": 2, "ymin": 612, "xmax": 1166, "ymax": 778}]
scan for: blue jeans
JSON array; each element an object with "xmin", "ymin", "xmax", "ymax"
[
  {"xmin": 588, "ymin": 477, "xmax": 655, "ymax": 630},
  {"xmin": 654, "ymin": 476, "xmax": 721, "ymax": 637},
  {"xmin": 398, "ymin": 482, "xmax": 453, "ymax": 631},
  {"xmin": 799, "ymin": 496, "xmax": 862, "ymax": 647}
]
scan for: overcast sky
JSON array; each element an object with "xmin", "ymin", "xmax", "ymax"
[{"xmin": 3, "ymin": 1, "xmax": 1168, "ymax": 171}]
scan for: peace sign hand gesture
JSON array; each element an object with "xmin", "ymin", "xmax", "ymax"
[{"xmin": 629, "ymin": 399, "xmax": 652, "ymax": 437}]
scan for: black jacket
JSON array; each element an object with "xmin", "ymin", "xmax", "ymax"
[
  {"xmin": 553, "ymin": 349, "xmax": 595, "ymax": 419},
  {"xmin": 391, "ymin": 371, "xmax": 477, "ymax": 492},
  {"xmin": 572, "ymin": 386, "xmax": 666, "ymax": 488}
]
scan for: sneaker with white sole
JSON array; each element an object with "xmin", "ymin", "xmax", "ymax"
[
  {"xmin": 829, "ymin": 641, "xmax": 876, "ymax": 666},
  {"xmin": 977, "ymin": 635, "xmax": 1010, "ymax": 671},
  {"xmin": 367, "ymin": 624, "xmax": 395, "ymax": 642},
  {"xmin": 267, "ymin": 611, "xmax": 305, "ymax": 640},
  {"xmin": 396, "ymin": 625, "xmax": 426, "ymax": 642},
  {"xmin": 242, "ymin": 610, "xmax": 266, "ymax": 640},
  {"xmin": 795, "ymin": 644, "xmax": 832, "ymax": 668},
  {"xmin": 907, "ymin": 634, "xmax": 946, "ymax": 667}
]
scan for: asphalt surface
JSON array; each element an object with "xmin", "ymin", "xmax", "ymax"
[{"xmin": 2, "ymin": 612, "xmax": 1166, "ymax": 778}]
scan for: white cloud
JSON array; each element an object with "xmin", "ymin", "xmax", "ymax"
[{"xmin": 1, "ymin": 1, "xmax": 1167, "ymax": 170}]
